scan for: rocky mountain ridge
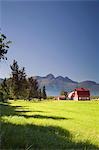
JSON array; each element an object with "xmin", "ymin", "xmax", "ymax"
[
  {"xmin": 34, "ymin": 74, "xmax": 99, "ymax": 96},
  {"xmin": 0, "ymin": 74, "xmax": 99, "ymax": 96}
]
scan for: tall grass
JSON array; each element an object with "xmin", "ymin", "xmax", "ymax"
[{"xmin": 0, "ymin": 100, "xmax": 99, "ymax": 149}]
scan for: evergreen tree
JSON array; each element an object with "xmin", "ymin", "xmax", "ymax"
[
  {"xmin": 10, "ymin": 60, "xmax": 27, "ymax": 99},
  {"xmin": 28, "ymin": 77, "xmax": 39, "ymax": 100},
  {"xmin": 38, "ymin": 89, "xmax": 42, "ymax": 101},
  {"xmin": 18, "ymin": 67, "xmax": 27, "ymax": 98},
  {"xmin": 42, "ymin": 86, "xmax": 47, "ymax": 99},
  {"xmin": 10, "ymin": 60, "xmax": 19, "ymax": 99}
]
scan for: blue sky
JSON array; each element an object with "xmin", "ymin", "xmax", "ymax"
[{"xmin": 0, "ymin": 0, "xmax": 99, "ymax": 82}]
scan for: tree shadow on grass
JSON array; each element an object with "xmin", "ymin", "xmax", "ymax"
[
  {"xmin": 16, "ymin": 110, "xmax": 45, "ymax": 113},
  {"xmin": 18, "ymin": 114, "xmax": 69, "ymax": 120},
  {"xmin": 1, "ymin": 120, "xmax": 99, "ymax": 150},
  {"xmin": 0, "ymin": 102, "xmax": 99, "ymax": 149},
  {"xmin": 0, "ymin": 102, "xmax": 23, "ymax": 117},
  {"xmin": 0, "ymin": 102, "xmax": 17, "ymax": 116},
  {"xmin": 0, "ymin": 102, "xmax": 44, "ymax": 117},
  {"xmin": 0, "ymin": 102, "xmax": 68, "ymax": 120}
]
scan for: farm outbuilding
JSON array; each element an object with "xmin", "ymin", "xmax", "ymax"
[
  {"xmin": 68, "ymin": 88, "xmax": 90, "ymax": 100},
  {"xmin": 54, "ymin": 95, "xmax": 66, "ymax": 100}
]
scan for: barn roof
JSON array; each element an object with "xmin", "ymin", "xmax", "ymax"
[{"xmin": 75, "ymin": 88, "xmax": 89, "ymax": 91}]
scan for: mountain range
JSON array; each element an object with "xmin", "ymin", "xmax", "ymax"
[
  {"xmin": 0, "ymin": 74, "xmax": 99, "ymax": 96},
  {"xmin": 34, "ymin": 74, "xmax": 99, "ymax": 96}
]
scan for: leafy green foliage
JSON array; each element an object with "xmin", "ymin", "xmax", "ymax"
[
  {"xmin": 60, "ymin": 90, "xmax": 68, "ymax": 99},
  {"xmin": 0, "ymin": 33, "xmax": 11, "ymax": 60}
]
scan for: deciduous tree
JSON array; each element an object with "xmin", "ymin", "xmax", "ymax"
[
  {"xmin": 60, "ymin": 90, "xmax": 68, "ymax": 100},
  {"xmin": 0, "ymin": 33, "xmax": 11, "ymax": 61}
]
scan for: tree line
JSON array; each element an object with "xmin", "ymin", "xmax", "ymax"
[
  {"xmin": 0, "ymin": 33, "xmax": 47, "ymax": 102},
  {"xmin": 0, "ymin": 60, "xmax": 47, "ymax": 102}
]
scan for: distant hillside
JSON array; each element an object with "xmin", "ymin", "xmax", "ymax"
[
  {"xmin": 0, "ymin": 75, "xmax": 99, "ymax": 96},
  {"xmin": 34, "ymin": 74, "xmax": 99, "ymax": 96}
]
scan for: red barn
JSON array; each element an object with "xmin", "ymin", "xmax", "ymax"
[{"xmin": 68, "ymin": 88, "xmax": 90, "ymax": 100}]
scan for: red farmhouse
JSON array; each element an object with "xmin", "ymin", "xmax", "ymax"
[{"xmin": 68, "ymin": 88, "xmax": 90, "ymax": 100}]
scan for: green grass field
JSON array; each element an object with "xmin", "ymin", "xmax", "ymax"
[{"xmin": 0, "ymin": 100, "xmax": 99, "ymax": 149}]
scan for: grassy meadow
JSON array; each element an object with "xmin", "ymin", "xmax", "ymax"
[{"xmin": 0, "ymin": 100, "xmax": 99, "ymax": 149}]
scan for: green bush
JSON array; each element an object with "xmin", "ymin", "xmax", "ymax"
[{"xmin": 0, "ymin": 91, "xmax": 4, "ymax": 102}]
